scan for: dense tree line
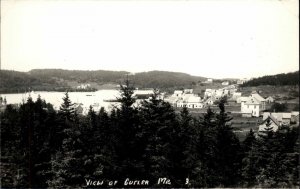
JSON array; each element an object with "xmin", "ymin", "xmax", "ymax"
[
  {"xmin": 1, "ymin": 83, "xmax": 299, "ymax": 188},
  {"xmin": 242, "ymin": 71, "xmax": 299, "ymax": 86}
]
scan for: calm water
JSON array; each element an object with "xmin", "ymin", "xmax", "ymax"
[{"xmin": 1, "ymin": 90, "xmax": 122, "ymax": 114}]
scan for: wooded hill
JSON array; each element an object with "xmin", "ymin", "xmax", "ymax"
[
  {"xmin": 0, "ymin": 69, "xmax": 206, "ymax": 93},
  {"xmin": 242, "ymin": 71, "xmax": 299, "ymax": 86}
]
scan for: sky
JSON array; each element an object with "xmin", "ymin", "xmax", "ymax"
[{"xmin": 1, "ymin": 0, "xmax": 299, "ymax": 79}]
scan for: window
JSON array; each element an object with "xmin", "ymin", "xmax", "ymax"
[
  {"xmin": 247, "ymin": 105, "xmax": 249, "ymax": 108},
  {"xmin": 254, "ymin": 105, "xmax": 256, "ymax": 109}
]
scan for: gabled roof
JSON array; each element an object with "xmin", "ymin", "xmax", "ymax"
[
  {"xmin": 263, "ymin": 112, "xmax": 292, "ymax": 123},
  {"xmin": 239, "ymin": 96, "xmax": 250, "ymax": 102},
  {"xmin": 260, "ymin": 115, "xmax": 281, "ymax": 127},
  {"xmin": 251, "ymin": 93, "xmax": 266, "ymax": 102},
  {"xmin": 282, "ymin": 113, "xmax": 292, "ymax": 119},
  {"xmin": 244, "ymin": 97, "xmax": 260, "ymax": 105},
  {"xmin": 263, "ymin": 112, "xmax": 271, "ymax": 120},
  {"xmin": 233, "ymin": 92, "xmax": 242, "ymax": 96},
  {"xmin": 187, "ymin": 96, "xmax": 201, "ymax": 103}
]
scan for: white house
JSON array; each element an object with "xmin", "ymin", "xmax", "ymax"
[
  {"xmin": 232, "ymin": 92, "xmax": 242, "ymax": 100},
  {"xmin": 262, "ymin": 112, "xmax": 292, "ymax": 126},
  {"xmin": 204, "ymin": 89, "xmax": 213, "ymax": 97},
  {"xmin": 184, "ymin": 89, "xmax": 193, "ymax": 94},
  {"xmin": 186, "ymin": 96, "xmax": 203, "ymax": 109},
  {"xmin": 258, "ymin": 115, "xmax": 280, "ymax": 132},
  {"xmin": 237, "ymin": 78, "xmax": 249, "ymax": 85},
  {"xmin": 77, "ymin": 83, "xmax": 91, "ymax": 89},
  {"xmin": 172, "ymin": 90, "xmax": 184, "ymax": 97},
  {"xmin": 176, "ymin": 100, "xmax": 186, "ymax": 108},
  {"xmin": 241, "ymin": 97, "xmax": 260, "ymax": 117},
  {"xmin": 215, "ymin": 90, "xmax": 224, "ymax": 98},
  {"xmin": 176, "ymin": 94, "xmax": 203, "ymax": 109},
  {"xmin": 203, "ymin": 78, "xmax": 213, "ymax": 83},
  {"xmin": 205, "ymin": 97, "xmax": 215, "ymax": 105},
  {"xmin": 250, "ymin": 93, "xmax": 266, "ymax": 110},
  {"xmin": 265, "ymin": 96, "xmax": 274, "ymax": 103},
  {"xmin": 222, "ymin": 81, "xmax": 229, "ymax": 86}
]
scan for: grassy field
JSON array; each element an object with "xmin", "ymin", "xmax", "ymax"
[
  {"xmin": 239, "ymin": 85, "xmax": 299, "ymax": 98},
  {"xmin": 175, "ymin": 104, "xmax": 300, "ymax": 141},
  {"xmin": 175, "ymin": 107, "xmax": 261, "ymax": 141}
]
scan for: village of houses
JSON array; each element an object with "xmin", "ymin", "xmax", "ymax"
[
  {"xmin": 123, "ymin": 77, "xmax": 299, "ymax": 138},
  {"xmin": 0, "ymin": 77, "xmax": 298, "ymax": 138},
  {"xmin": 160, "ymin": 78, "xmax": 299, "ymax": 136}
]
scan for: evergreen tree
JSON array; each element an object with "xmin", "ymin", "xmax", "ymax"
[
  {"xmin": 139, "ymin": 91, "xmax": 177, "ymax": 185},
  {"xmin": 173, "ymin": 106, "xmax": 202, "ymax": 187},
  {"xmin": 114, "ymin": 79, "xmax": 141, "ymax": 179},
  {"xmin": 0, "ymin": 105, "xmax": 21, "ymax": 187},
  {"xmin": 196, "ymin": 107, "xmax": 218, "ymax": 187},
  {"xmin": 48, "ymin": 94, "xmax": 85, "ymax": 188},
  {"xmin": 242, "ymin": 129, "xmax": 256, "ymax": 153},
  {"xmin": 18, "ymin": 97, "xmax": 35, "ymax": 188},
  {"xmin": 241, "ymin": 129, "xmax": 259, "ymax": 187},
  {"xmin": 210, "ymin": 101, "xmax": 242, "ymax": 187},
  {"xmin": 59, "ymin": 92, "xmax": 75, "ymax": 121}
]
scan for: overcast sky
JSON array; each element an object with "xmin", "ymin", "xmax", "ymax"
[{"xmin": 1, "ymin": 0, "xmax": 299, "ymax": 79}]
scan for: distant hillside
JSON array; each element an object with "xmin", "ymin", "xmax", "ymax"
[
  {"xmin": 29, "ymin": 69, "xmax": 129, "ymax": 83},
  {"xmin": 242, "ymin": 71, "xmax": 299, "ymax": 86},
  {"xmin": 133, "ymin": 71, "xmax": 206, "ymax": 89},
  {"xmin": 0, "ymin": 69, "xmax": 206, "ymax": 93},
  {"xmin": 0, "ymin": 70, "xmax": 67, "ymax": 93}
]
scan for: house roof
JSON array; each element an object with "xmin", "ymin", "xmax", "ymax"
[
  {"xmin": 251, "ymin": 93, "xmax": 266, "ymax": 102},
  {"xmin": 187, "ymin": 96, "xmax": 201, "ymax": 103},
  {"xmin": 263, "ymin": 112, "xmax": 292, "ymax": 122},
  {"xmin": 174, "ymin": 90, "xmax": 183, "ymax": 94},
  {"xmin": 239, "ymin": 96, "xmax": 250, "ymax": 102},
  {"xmin": 263, "ymin": 112, "xmax": 271, "ymax": 120},
  {"xmin": 244, "ymin": 97, "xmax": 260, "ymax": 105},
  {"xmin": 291, "ymin": 111, "xmax": 299, "ymax": 116},
  {"xmin": 233, "ymin": 92, "xmax": 242, "ymax": 96},
  {"xmin": 134, "ymin": 90, "xmax": 154, "ymax": 95},
  {"xmin": 260, "ymin": 115, "xmax": 281, "ymax": 127},
  {"xmin": 282, "ymin": 113, "xmax": 292, "ymax": 119}
]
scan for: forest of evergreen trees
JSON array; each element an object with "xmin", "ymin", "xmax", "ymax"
[
  {"xmin": 1, "ymin": 82, "xmax": 299, "ymax": 188},
  {"xmin": 242, "ymin": 71, "xmax": 299, "ymax": 86}
]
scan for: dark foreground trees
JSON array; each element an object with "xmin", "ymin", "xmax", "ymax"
[{"xmin": 1, "ymin": 87, "xmax": 299, "ymax": 188}]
